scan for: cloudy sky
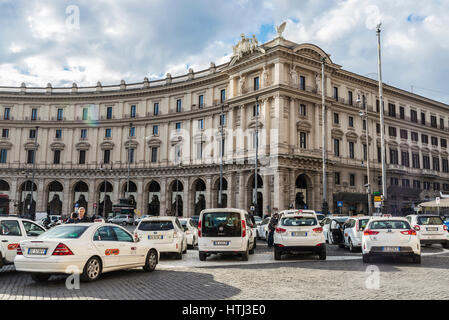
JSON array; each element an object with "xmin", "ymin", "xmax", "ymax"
[{"xmin": 0, "ymin": 0, "xmax": 448, "ymax": 103}]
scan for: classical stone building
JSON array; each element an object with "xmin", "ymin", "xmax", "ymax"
[{"xmin": 0, "ymin": 32, "xmax": 448, "ymax": 217}]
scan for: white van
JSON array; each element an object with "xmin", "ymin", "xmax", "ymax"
[{"xmin": 198, "ymin": 208, "xmax": 255, "ymax": 261}]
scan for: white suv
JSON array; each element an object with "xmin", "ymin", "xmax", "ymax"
[
  {"xmin": 134, "ymin": 216, "xmax": 187, "ymax": 259},
  {"xmin": 1, "ymin": 216, "xmax": 46, "ymax": 268},
  {"xmin": 342, "ymin": 216, "xmax": 371, "ymax": 252},
  {"xmin": 198, "ymin": 208, "xmax": 255, "ymax": 261},
  {"xmin": 273, "ymin": 213, "xmax": 326, "ymax": 260},
  {"xmin": 406, "ymin": 215, "xmax": 449, "ymax": 248},
  {"xmin": 362, "ymin": 217, "xmax": 421, "ymax": 263}
]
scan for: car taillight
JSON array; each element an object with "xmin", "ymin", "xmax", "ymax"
[
  {"xmin": 242, "ymin": 220, "xmax": 246, "ymax": 238},
  {"xmin": 364, "ymin": 229, "xmax": 379, "ymax": 236},
  {"xmin": 414, "ymin": 225, "xmax": 421, "ymax": 231},
  {"xmin": 198, "ymin": 220, "xmax": 202, "ymax": 237},
  {"xmin": 16, "ymin": 245, "xmax": 22, "ymax": 255},
  {"xmin": 52, "ymin": 243, "xmax": 73, "ymax": 256},
  {"xmin": 401, "ymin": 229, "xmax": 417, "ymax": 236},
  {"xmin": 312, "ymin": 227, "xmax": 323, "ymax": 233},
  {"xmin": 275, "ymin": 227, "xmax": 286, "ymax": 233}
]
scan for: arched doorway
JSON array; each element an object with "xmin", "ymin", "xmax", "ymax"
[
  {"xmin": 73, "ymin": 181, "xmax": 89, "ymax": 213},
  {"xmin": 19, "ymin": 181, "xmax": 37, "ymax": 216},
  {"xmin": 148, "ymin": 181, "xmax": 161, "ymax": 216},
  {"xmin": 295, "ymin": 174, "xmax": 309, "ymax": 209},
  {"xmin": 171, "ymin": 180, "xmax": 183, "ymax": 216},
  {"xmin": 47, "ymin": 181, "xmax": 63, "ymax": 215},
  {"xmin": 0, "ymin": 180, "xmax": 10, "ymax": 215},
  {"xmin": 122, "ymin": 181, "xmax": 137, "ymax": 206},
  {"xmin": 248, "ymin": 174, "xmax": 263, "ymax": 217},
  {"xmin": 98, "ymin": 181, "xmax": 113, "ymax": 218},
  {"xmin": 193, "ymin": 179, "xmax": 206, "ymax": 215},
  {"xmin": 214, "ymin": 178, "xmax": 228, "ymax": 208}
]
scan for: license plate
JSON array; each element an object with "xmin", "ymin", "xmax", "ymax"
[
  {"xmin": 213, "ymin": 241, "xmax": 230, "ymax": 246},
  {"xmin": 148, "ymin": 235, "xmax": 163, "ymax": 240},
  {"xmin": 28, "ymin": 248, "xmax": 47, "ymax": 255},
  {"xmin": 426, "ymin": 227, "xmax": 438, "ymax": 231},
  {"xmin": 292, "ymin": 231, "xmax": 307, "ymax": 237},
  {"xmin": 382, "ymin": 247, "xmax": 400, "ymax": 252}
]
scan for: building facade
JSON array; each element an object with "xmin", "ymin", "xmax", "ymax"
[{"xmin": 0, "ymin": 33, "xmax": 448, "ymax": 217}]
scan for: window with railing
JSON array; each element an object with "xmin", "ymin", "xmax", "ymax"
[
  {"xmin": 442, "ymin": 139, "xmax": 447, "ymax": 148},
  {"xmin": 442, "ymin": 159, "xmax": 449, "ymax": 173},
  {"xmin": 334, "ymin": 139, "xmax": 340, "ymax": 157},
  {"xmin": 349, "ymin": 174, "xmax": 355, "ymax": 186},
  {"xmin": 348, "ymin": 91, "xmax": 353, "ymax": 105},
  {"xmin": 333, "ymin": 87, "xmax": 338, "ymax": 101},
  {"xmin": 421, "ymin": 112, "xmax": 426, "ymax": 125}
]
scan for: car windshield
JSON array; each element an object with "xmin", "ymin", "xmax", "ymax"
[
  {"xmin": 417, "ymin": 216, "xmax": 444, "ymax": 225},
  {"xmin": 282, "ymin": 216, "xmax": 317, "ymax": 226},
  {"xmin": 369, "ymin": 220, "xmax": 410, "ymax": 230},
  {"xmin": 138, "ymin": 221, "xmax": 174, "ymax": 231},
  {"xmin": 202, "ymin": 212, "xmax": 241, "ymax": 237},
  {"xmin": 38, "ymin": 225, "xmax": 88, "ymax": 239},
  {"xmin": 359, "ymin": 219, "xmax": 370, "ymax": 229}
]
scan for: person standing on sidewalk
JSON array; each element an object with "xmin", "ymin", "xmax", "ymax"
[{"xmin": 267, "ymin": 211, "xmax": 279, "ymax": 247}]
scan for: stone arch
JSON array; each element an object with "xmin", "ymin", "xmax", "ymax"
[
  {"xmin": 46, "ymin": 181, "xmax": 64, "ymax": 215},
  {"xmin": 18, "ymin": 180, "xmax": 37, "ymax": 216},
  {"xmin": 72, "ymin": 181, "xmax": 89, "ymax": 213},
  {"xmin": 121, "ymin": 181, "xmax": 138, "ymax": 207},
  {"xmin": 295, "ymin": 174, "xmax": 313, "ymax": 209},
  {"xmin": 247, "ymin": 174, "xmax": 263, "ymax": 216},
  {"xmin": 97, "ymin": 181, "xmax": 113, "ymax": 218},
  {"xmin": 169, "ymin": 179, "xmax": 184, "ymax": 217},
  {"xmin": 146, "ymin": 180, "xmax": 161, "ymax": 216},
  {"xmin": 212, "ymin": 177, "xmax": 228, "ymax": 208},
  {"xmin": 192, "ymin": 179, "xmax": 206, "ymax": 216},
  {"xmin": 0, "ymin": 180, "xmax": 10, "ymax": 215}
]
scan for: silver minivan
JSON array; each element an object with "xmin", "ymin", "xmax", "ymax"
[{"xmin": 198, "ymin": 208, "xmax": 255, "ymax": 261}]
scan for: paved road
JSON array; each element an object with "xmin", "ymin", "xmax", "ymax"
[{"xmin": 1, "ymin": 237, "xmax": 448, "ymax": 300}]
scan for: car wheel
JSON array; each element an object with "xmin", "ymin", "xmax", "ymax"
[
  {"xmin": 318, "ymin": 248, "xmax": 326, "ymax": 260},
  {"xmin": 362, "ymin": 254, "xmax": 371, "ymax": 263},
  {"xmin": 81, "ymin": 257, "xmax": 102, "ymax": 282},
  {"xmin": 143, "ymin": 249, "xmax": 158, "ymax": 272},
  {"xmin": 30, "ymin": 273, "xmax": 51, "ymax": 282},
  {"xmin": 349, "ymin": 238, "xmax": 356, "ymax": 253},
  {"xmin": 241, "ymin": 245, "xmax": 249, "ymax": 261},
  {"xmin": 442, "ymin": 242, "xmax": 449, "ymax": 249},
  {"xmin": 199, "ymin": 251, "xmax": 207, "ymax": 261},
  {"xmin": 413, "ymin": 254, "xmax": 421, "ymax": 264},
  {"xmin": 274, "ymin": 247, "xmax": 282, "ymax": 260}
]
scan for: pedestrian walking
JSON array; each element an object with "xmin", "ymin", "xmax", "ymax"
[{"xmin": 267, "ymin": 211, "xmax": 279, "ymax": 247}]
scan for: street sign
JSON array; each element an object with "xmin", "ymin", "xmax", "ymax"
[
  {"xmin": 337, "ymin": 201, "xmax": 343, "ymax": 207},
  {"xmin": 250, "ymin": 206, "xmax": 255, "ymax": 211},
  {"xmin": 374, "ymin": 202, "xmax": 381, "ymax": 208},
  {"xmin": 374, "ymin": 196, "xmax": 382, "ymax": 202},
  {"xmin": 373, "ymin": 191, "xmax": 381, "ymax": 196},
  {"xmin": 74, "ymin": 203, "xmax": 79, "ymax": 208},
  {"xmin": 436, "ymin": 197, "xmax": 440, "ymax": 205}
]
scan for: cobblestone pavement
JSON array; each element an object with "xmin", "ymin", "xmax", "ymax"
[{"xmin": 1, "ymin": 238, "xmax": 448, "ymax": 300}]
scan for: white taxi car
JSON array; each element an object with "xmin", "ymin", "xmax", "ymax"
[
  {"xmin": 134, "ymin": 216, "xmax": 187, "ymax": 259},
  {"xmin": 362, "ymin": 217, "xmax": 421, "ymax": 263},
  {"xmin": 273, "ymin": 212, "xmax": 326, "ymax": 260},
  {"xmin": 406, "ymin": 214, "xmax": 449, "ymax": 248},
  {"xmin": 1, "ymin": 216, "xmax": 46, "ymax": 268},
  {"xmin": 342, "ymin": 216, "xmax": 371, "ymax": 252},
  {"xmin": 257, "ymin": 217, "xmax": 270, "ymax": 240},
  {"xmin": 198, "ymin": 208, "xmax": 255, "ymax": 261},
  {"xmin": 14, "ymin": 223, "xmax": 159, "ymax": 282},
  {"xmin": 179, "ymin": 218, "xmax": 198, "ymax": 248}
]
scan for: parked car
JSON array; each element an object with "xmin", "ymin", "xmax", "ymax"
[
  {"xmin": 405, "ymin": 214, "xmax": 449, "ymax": 248},
  {"xmin": 134, "ymin": 215, "xmax": 153, "ymax": 226},
  {"xmin": 257, "ymin": 217, "xmax": 271, "ymax": 240},
  {"xmin": 179, "ymin": 218, "xmax": 198, "ymax": 248},
  {"xmin": 134, "ymin": 216, "xmax": 187, "ymax": 259},
  {"xmin": 273, "ymin": 212, "xmax": 326, "ymax": 260},
  {"xmin": 14, "ymin": 223, "xmax": 159, "ymax": 282},
  {"xmin": 198, "ymin": 208, "xmax": 256, "ymax": 261},
  {"xmin": 0, "ymin": 217, "xmax": 46, "ymax": 268},
  {"xmin": 107, "ymin": 214, "xmax": 134, "ymax": 226},
  {"xmin": 342, "ymin": 216, "xmax": 371, "ymax": 252},
  {"xmin": 321, "ymin": 216, "xmax": 349, "ymax": 244},
  {"xmin": 254, "ymin": 216, "xmax": 263, "ymax": 226},
  {"xmin": 362, "ymin": 217, "xmax": 421, "ymax": 263}
]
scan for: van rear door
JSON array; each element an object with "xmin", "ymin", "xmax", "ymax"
[{"xmin": 201, "ymin": 212, "xmax": 243, "ymax": 249}]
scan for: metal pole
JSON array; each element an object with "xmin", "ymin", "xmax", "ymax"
[
  {"xmin": 364, "ymin": 95, "xmax": 373, "ymax": 216},
  {"xmin": 321, "ymin": 58, "xmax": 328, "ymax": 215},
  {"xmin": 219, "ymin": 103, "xmax": 224, "ymax": 207},
  {"xmin": 127, "ymin": 123, "xmax": 132, "ymax": 199},
  {"xmin": 103, "ymin": 163, "xmax": 107, "ymax": 217},
  {"xmin": 377, "ymin": 23, "xmax": 387, "ymax": 213},
  {"xmin": 254, "ymin": 96, "xmax": 259, "ymax": 215},
  {"xmin": 30, "ymin": 126, "xmax": 38, "ymax": 219},
  {"xmin": 21, "ymin": 170, "xmax": 27, "ymax": 217}
]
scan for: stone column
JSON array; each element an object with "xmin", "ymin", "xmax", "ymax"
[
  {"xmin": 9, "ymin": 179, "xmax": 17, "ymax": 215},
  {"xmin": 183, "ymin": 177, "xmax": 189, "ymax": 217},
  {"xmin": 313, "ymin": 172, "xmax": 321, "ymax": 211},
  {"xmin": 262, "ymin": 174, "xmax": 271, "ymax": 216},
  {"xmin": 87, "ymin": 180, "xmax": 96, "ymax": 216},
  {"xmin": 159, "ymin": 178, "xmax": 167, "ymax": 216},
  {"xmin": 137, "ymin": 179, "xmax": 144, "ymax": 215},
  {"xmin": 227, "ymin": 173, "xmax": 235, "ymax": 208},
  {"xmin": 113, "ymin": 179, "xmax": 120, "ymax": 204},
  {"xmin": 63, "ymin": 179, "xmax": 71, "ymax": 217},
  {"xmin": 205, "ymin": 176, "xmax": 213, "ymax": 209},
  {"xmin": 238, "ymin": 172, "xmax": 246, "ymax": 210},
  {"xmin": 273, "ymin": 169, "xmax": 285, "ymax": 210},
  {"xmin": 289, "ymin": 169, "xmax": 296, "ymax": 207},
  {"xmin": 36, "ymin": 179, "xmax": 45, "ymax": 212}
]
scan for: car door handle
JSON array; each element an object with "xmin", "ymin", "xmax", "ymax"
[{"xmin": 1, "ymin": 240, "xmax": 8, "ymax": 243}]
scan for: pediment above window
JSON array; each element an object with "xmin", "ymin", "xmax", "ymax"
[
  {"xmin": 100, "ymin": 141, "xmax": 115, "ymax": 150},
  {"xmin": 124, "ymin": 140, "xmax": 138, "ymax": 149},
  {"xmin": 345, "ymin": 131, "xmax": 358, "ymax": 142},
  {"xmin": 24, "ymin": 142, "xmax": 39, "ymax": 150},
  {"xmin": 296, "ymin": 120, "xmax": 312, "ymax": 132},
  {"xmin": 359, "ymin": 134, "xmax": 372, "ymax": 143},
  {"xmin": 50, "ymin": 142, "xmax": 65, "ymax": 151},
  {"xmin": 170, "ymin": 135, "xmax": 183, "ymax": 146},
  {"xmin": 0, "ymin": 141, "xmax": 13, "ymax": 150},
  {"xmin": 75, "ymin": 142, "xmax": 90, "ymax": 150},
  {"xmin": 147, "ymin": 138, "xmax": 162, "ymax": 147},
  {"xmin": 399, "ymin": 142, "xmax": 409, "ymax": 150},
  {"xmin": 247, "ymin": 120, "xmax": 264, "ymax": 129},
  {"xmin": 388, "ymin": 140, "xmax": 398, "ymax": 147},
  {"xmin": 331, "ymin": 128, "xmax": 344, "ymax": 139}
]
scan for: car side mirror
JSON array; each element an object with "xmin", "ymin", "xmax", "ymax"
[{"xmin": 320, "ymin": 221, "xmax": 324, "ymax": 227}]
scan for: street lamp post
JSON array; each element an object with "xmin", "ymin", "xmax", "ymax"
[
  {"xmin": 127, "ymin": 122, "xmax": 132, "ymax": 199},
  {"xmin": 21, "ymin": 169, "xmax": 27, "ymax": 217},
  {"xmin": 377, "ymin": 23, "xmax": 387, "ymax": 213},
  {"xmin": 321, "ymin": 57, "xmax": 329, "ymax": 215},
  {"xmin": 254, "ymin": 96, "xmax": 259, "ymax": 216},
  {"xmin": 30, "ymin": 126, "xmax": 39, "ymax": 219},
  {"xmin": 358, "ymin": 93, "xmax": 373, "ymax": 216}
]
